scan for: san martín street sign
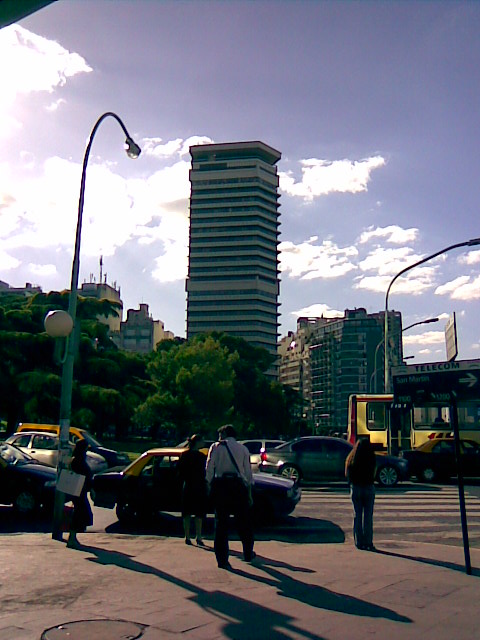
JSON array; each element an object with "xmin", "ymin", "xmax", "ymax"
[{"xmin": 391, "ymin": 358, "xmax": 480, "ymax": 405}]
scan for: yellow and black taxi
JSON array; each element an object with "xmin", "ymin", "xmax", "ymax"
[
  {"xmin": 91, "ymin": 446, "xmax": 301, "ymax": 524},
  {"xmin": 401, "ymin": 437, "xmax": 480, "ymax": 482}
]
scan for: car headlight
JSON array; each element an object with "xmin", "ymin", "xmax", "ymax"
[{"xmin": 44, "ymin": 481, "xmax": 56, "ymax": 488}]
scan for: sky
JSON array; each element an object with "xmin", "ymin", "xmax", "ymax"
[{"xmin": 1, "ymin": 0, "xmax": 480, "ymax": 364}]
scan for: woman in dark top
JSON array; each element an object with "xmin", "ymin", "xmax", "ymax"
[
  {"xmin": 67, "ymin": 439, "xmax": 93, "ymax": 548},
  {"xmin": 345, "ymin": 438, "xmax": 377, "ymax": 551},
  {"xmin": 177, "ymin": 434, "xmax": 207, "ymax": 546}
]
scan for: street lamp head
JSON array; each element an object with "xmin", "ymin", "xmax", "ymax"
[
  {"xmin": 468, "ymin": 238, "xmax": 480, "ymax": 246},
  {"xmin": 425, "ymin": 317, "xmax": 439, "ymax": 324},
  {"xmin": 124, "ymin": 136, "xmax": 141, "ymax": 159},
  {"xmin": 44, "ymin": 310, "xmax": 74, "ymax": 338}
]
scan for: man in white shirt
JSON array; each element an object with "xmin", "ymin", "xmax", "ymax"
[{"xmin": 206, "ymin": 424, "xmax": 254, "ymax": 569}]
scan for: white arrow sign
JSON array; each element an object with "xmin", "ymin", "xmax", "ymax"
[{"xmin": 459, "ymin": 372, "xmax": 478, "ymax": 387}]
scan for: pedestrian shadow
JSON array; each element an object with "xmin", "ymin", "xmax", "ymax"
[
  {"xmin": 229, "ymin": 558, "xmax": 411, "ymax": 623},
  {"xmin": 77, "ymin": 543, "xmax": 410, "ymax": 633},
  {"xmin": 105, "ymin": 513, "xmax": 345, "ymax": 544},
  {"xmin": 375, "ymin": 548, "xmax": 480, "ymax": 577}
]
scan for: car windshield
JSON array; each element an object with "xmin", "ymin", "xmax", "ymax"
[
  {"xmin": 80, "ymin": 431, "xmax": 102, "ymax": 447},
  {"xmin": 0, "ymin": 442, "xmax": 33, "ymax": 465}
]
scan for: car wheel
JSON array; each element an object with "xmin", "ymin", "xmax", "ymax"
[
  {"xmin": 14, "ymin": 490, "xmax": 37, "ymax": 514},
  {"xmin": 377, "ymin": 465, "xmax": 399, "ymax": 487},
  {"xmin": 420, "ymin": 467, "xmax": 437, "ymax": 483},
  {"xmin": 280, "ymin": 465, "xmax": 301, "ymax": 483},
  {"xmin": 116, "ymin": 498, "xmax": 139, "ymax": 524}
]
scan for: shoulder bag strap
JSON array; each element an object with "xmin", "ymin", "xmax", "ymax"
[{"xmin": 222, "ymin": 440, "xmax": 244, "ymax": 480}]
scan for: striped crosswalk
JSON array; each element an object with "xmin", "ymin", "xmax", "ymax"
[{"xmin": 298, "ymin": 486, "xmax": 480, "ymax": 546}]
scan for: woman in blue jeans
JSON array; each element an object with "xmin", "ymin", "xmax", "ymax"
[{"xmin": 345, "ymin": 438, "xmax": 377, "ymax": 551}]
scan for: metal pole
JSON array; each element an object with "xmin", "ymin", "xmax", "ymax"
[
  {"xmin": 52, "ymin": 112, "xmax": 140, "ymax": 540},
  {"xmin": 384, "ymin": 239, "xmax": 480, "ymax": 393},
  {"xmin": 450, "ymin": 399, "xmax": 472, "ymax": 575}
]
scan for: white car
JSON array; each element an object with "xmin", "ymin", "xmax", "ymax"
[{"xmin": 6, "ymin": 431, "xmax": 108, "ymax": 474}]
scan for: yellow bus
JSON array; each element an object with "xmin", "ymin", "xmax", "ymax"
[{"xmin": 347, "ymin": 394, "xmax": 480, "ymax": 453}]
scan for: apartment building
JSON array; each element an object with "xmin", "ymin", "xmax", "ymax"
[
  {"xmin": 186, "ymin": 141, "xmax": 281, "ymax": 370},
  {"xmin": 279, "ymin": 309, "xmax": 402, "ymax": 432}
]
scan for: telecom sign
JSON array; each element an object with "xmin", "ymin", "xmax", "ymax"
[{"xmin": 391, "ymin": 358, "xmax": 480, "ymax": 405}]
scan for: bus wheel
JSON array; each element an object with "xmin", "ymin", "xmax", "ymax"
[
  {"xmin": 377, "ymin": 465, "xmax": 398, "ymax": 487},
  {"xmin": 420, "ymin": 467, "xmax": 436, "ymax": 483}
]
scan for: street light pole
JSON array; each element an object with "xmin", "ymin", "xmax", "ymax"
[
  {"xmin": 51, "ymin": 112, "xmax": 140, "ymax": 540},
  {"xmin": 370, "ymin": 318, "xmax": 439, "ymax": 393},
  {"xmin": 384, "ymin": 238, "xmax": 480, "ymax": 394}
]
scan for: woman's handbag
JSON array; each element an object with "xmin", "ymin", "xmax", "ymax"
[{"xmin": 57, "ymin": 469, "xmax": 85, "ymax": 497}]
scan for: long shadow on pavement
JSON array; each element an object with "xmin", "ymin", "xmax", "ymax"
[
  {"xmin": 76, "ymin": 542, "xmax": 411, "ymax": 637},
  {"xmin": 376, "ymin": 548, "xmax": 480, "ymax": 577},
  {"xmin": 105, "ymin": 513, "xmax": 345, "ymax": 544}
]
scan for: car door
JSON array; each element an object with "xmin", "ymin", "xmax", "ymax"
[
  {"xmin": 151, "ymin": 454, "xmax": 183, "ymax": 512},
  {"xmin": 8, "ymin": 433, "xmax": 32, "ymax": 455},
  {"xmin": 430, "ymin": 440, "xmax": 456, "ymax": 476},
  {"xmin": 131, "ymin": 454, "xmax": 181, "ymax": 516},
  {"xmin": 323, "ymin": 440, "xmax": 352, "ymax": 480},
  {"xmin": 459, "ymin": 441, "xmax": 480, "ymax": 476},
  {"xmin": 30, "ymin": 434, "xmax": 59, "ymax": 467},
  {"xmin": 290, "ymin": 439, "xmax": 327, "ymax": 481}
]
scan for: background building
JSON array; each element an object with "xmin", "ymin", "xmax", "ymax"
[
  {"xmin": 0, "ymin": 281, "xmax": 42, "ymax": 297},
  {"xmin": 79, "ymin": 257, "xmax": 123, "ymax": 332},
  {"xmin": 112, "ymin": 303, "xmax": 174, "ymax": 353},
  {"xmin": 186, "ymin": 141, "xmax": 281, "ymax": 370},
  {"xmin": 279, "ymin": 309, "xmax": 403, "ymax": 433}
]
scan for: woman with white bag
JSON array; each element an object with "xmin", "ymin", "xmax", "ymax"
[{"xmin": 67, "ymin": 439, "xmax": 93, "ymax": 548}]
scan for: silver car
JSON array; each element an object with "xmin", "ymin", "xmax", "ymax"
[
  {"xmin": 239, "ymin": 438, "xmax": 286, "ymax": 470},
  {"xmin": 6, "ymin": 431, "xmax": 108, "ymax": 474}
]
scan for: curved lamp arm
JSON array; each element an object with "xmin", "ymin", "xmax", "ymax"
[
  {"xmin": 384, "ymin": 237, "xmax": 480, "ymax": 392},
  {"xmin": 52, "ymin": 112, "xmax": 140, "ymax": 540}
]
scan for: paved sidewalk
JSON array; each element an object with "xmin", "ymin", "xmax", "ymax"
[{"xmin": 1, "ymin": 533, "xmax": 479, "ymax": 639}]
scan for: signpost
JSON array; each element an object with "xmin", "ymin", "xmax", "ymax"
[
  {"xmin": 391, "ymin": 358, "xmax": 480, "ymax": 575},
  {"xmin": 445, "ymin": 312, "xmax": 458, "ymax": 362}
]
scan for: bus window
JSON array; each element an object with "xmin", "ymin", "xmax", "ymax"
[{"xmin": 367, "ymin": 403, "xmax": 387, "ymax": 431}]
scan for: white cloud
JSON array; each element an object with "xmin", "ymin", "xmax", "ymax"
[
  {"xmin": 0, "ymin": 25, "xmax": 92, "ymax": 138},
  {"xmin": 355, "ymin": 267, "xmax": 436, "ymax": 295},
  {"xmin": 358, "ymin": 247, "xmax": 429, "ymax": 276},
  {"xmin": 403, "ymin": 331, "xmax": 445, "ymax": 345},
  {"xmin": 279, "ymin": 155, "xmax": 385, "ymax": 201},
  {"xmin": 45, "ymin": 98, "xmax": 66, "ymax": 112},
  {"xmin": 28, "ymin": 263, "xmax": 57, "ymax": 277},
  {"xmin": 279, "ymin": 237, "xmax": 358, "ymax": 280},
  {"xmin": 458, "ymin": 249, "xmax": 480, "ymax": 265},
  {"xmin": 435, "ymin": 275, "xmax": 480, "ymax": 300},
  {"xmin": 0, "ymin": 148, "xmax": 193, "ymax": 283},
  {"xmin": 292, "ymin": 303, "xmax": 344, "ymax": 318},
  {"xmin": 435, "ymin": 276, "xmax": 471, "ymax": 296},
  {"xmin": 151, "ymin": 236, "xmax": 189, "ymax": 283},
  {"xmin": 0, "ymin": 249, "xmax": 20, "ymax": 271},
  {"xmin": 359, "ymin": 225, "xmax": 419, "ymax": 245},
  {"xmin": 142, "ymin": 135, "xmax": 214, "ymax": 159}
]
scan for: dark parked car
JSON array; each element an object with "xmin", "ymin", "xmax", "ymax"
[
  {"xmin": 0, "ymin": 442, "xmax": 56, "ymax": 514},
  {"xmin": 258, "ymin": 436, "xmax": 410, "ymax": 487},
  {"xmin": 92, "ymin": 446, "xmax": 301, "ymax": 523},
  {"xmin": 401, "ymin": 438, "xmax": 480, "ymax": 482}
]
